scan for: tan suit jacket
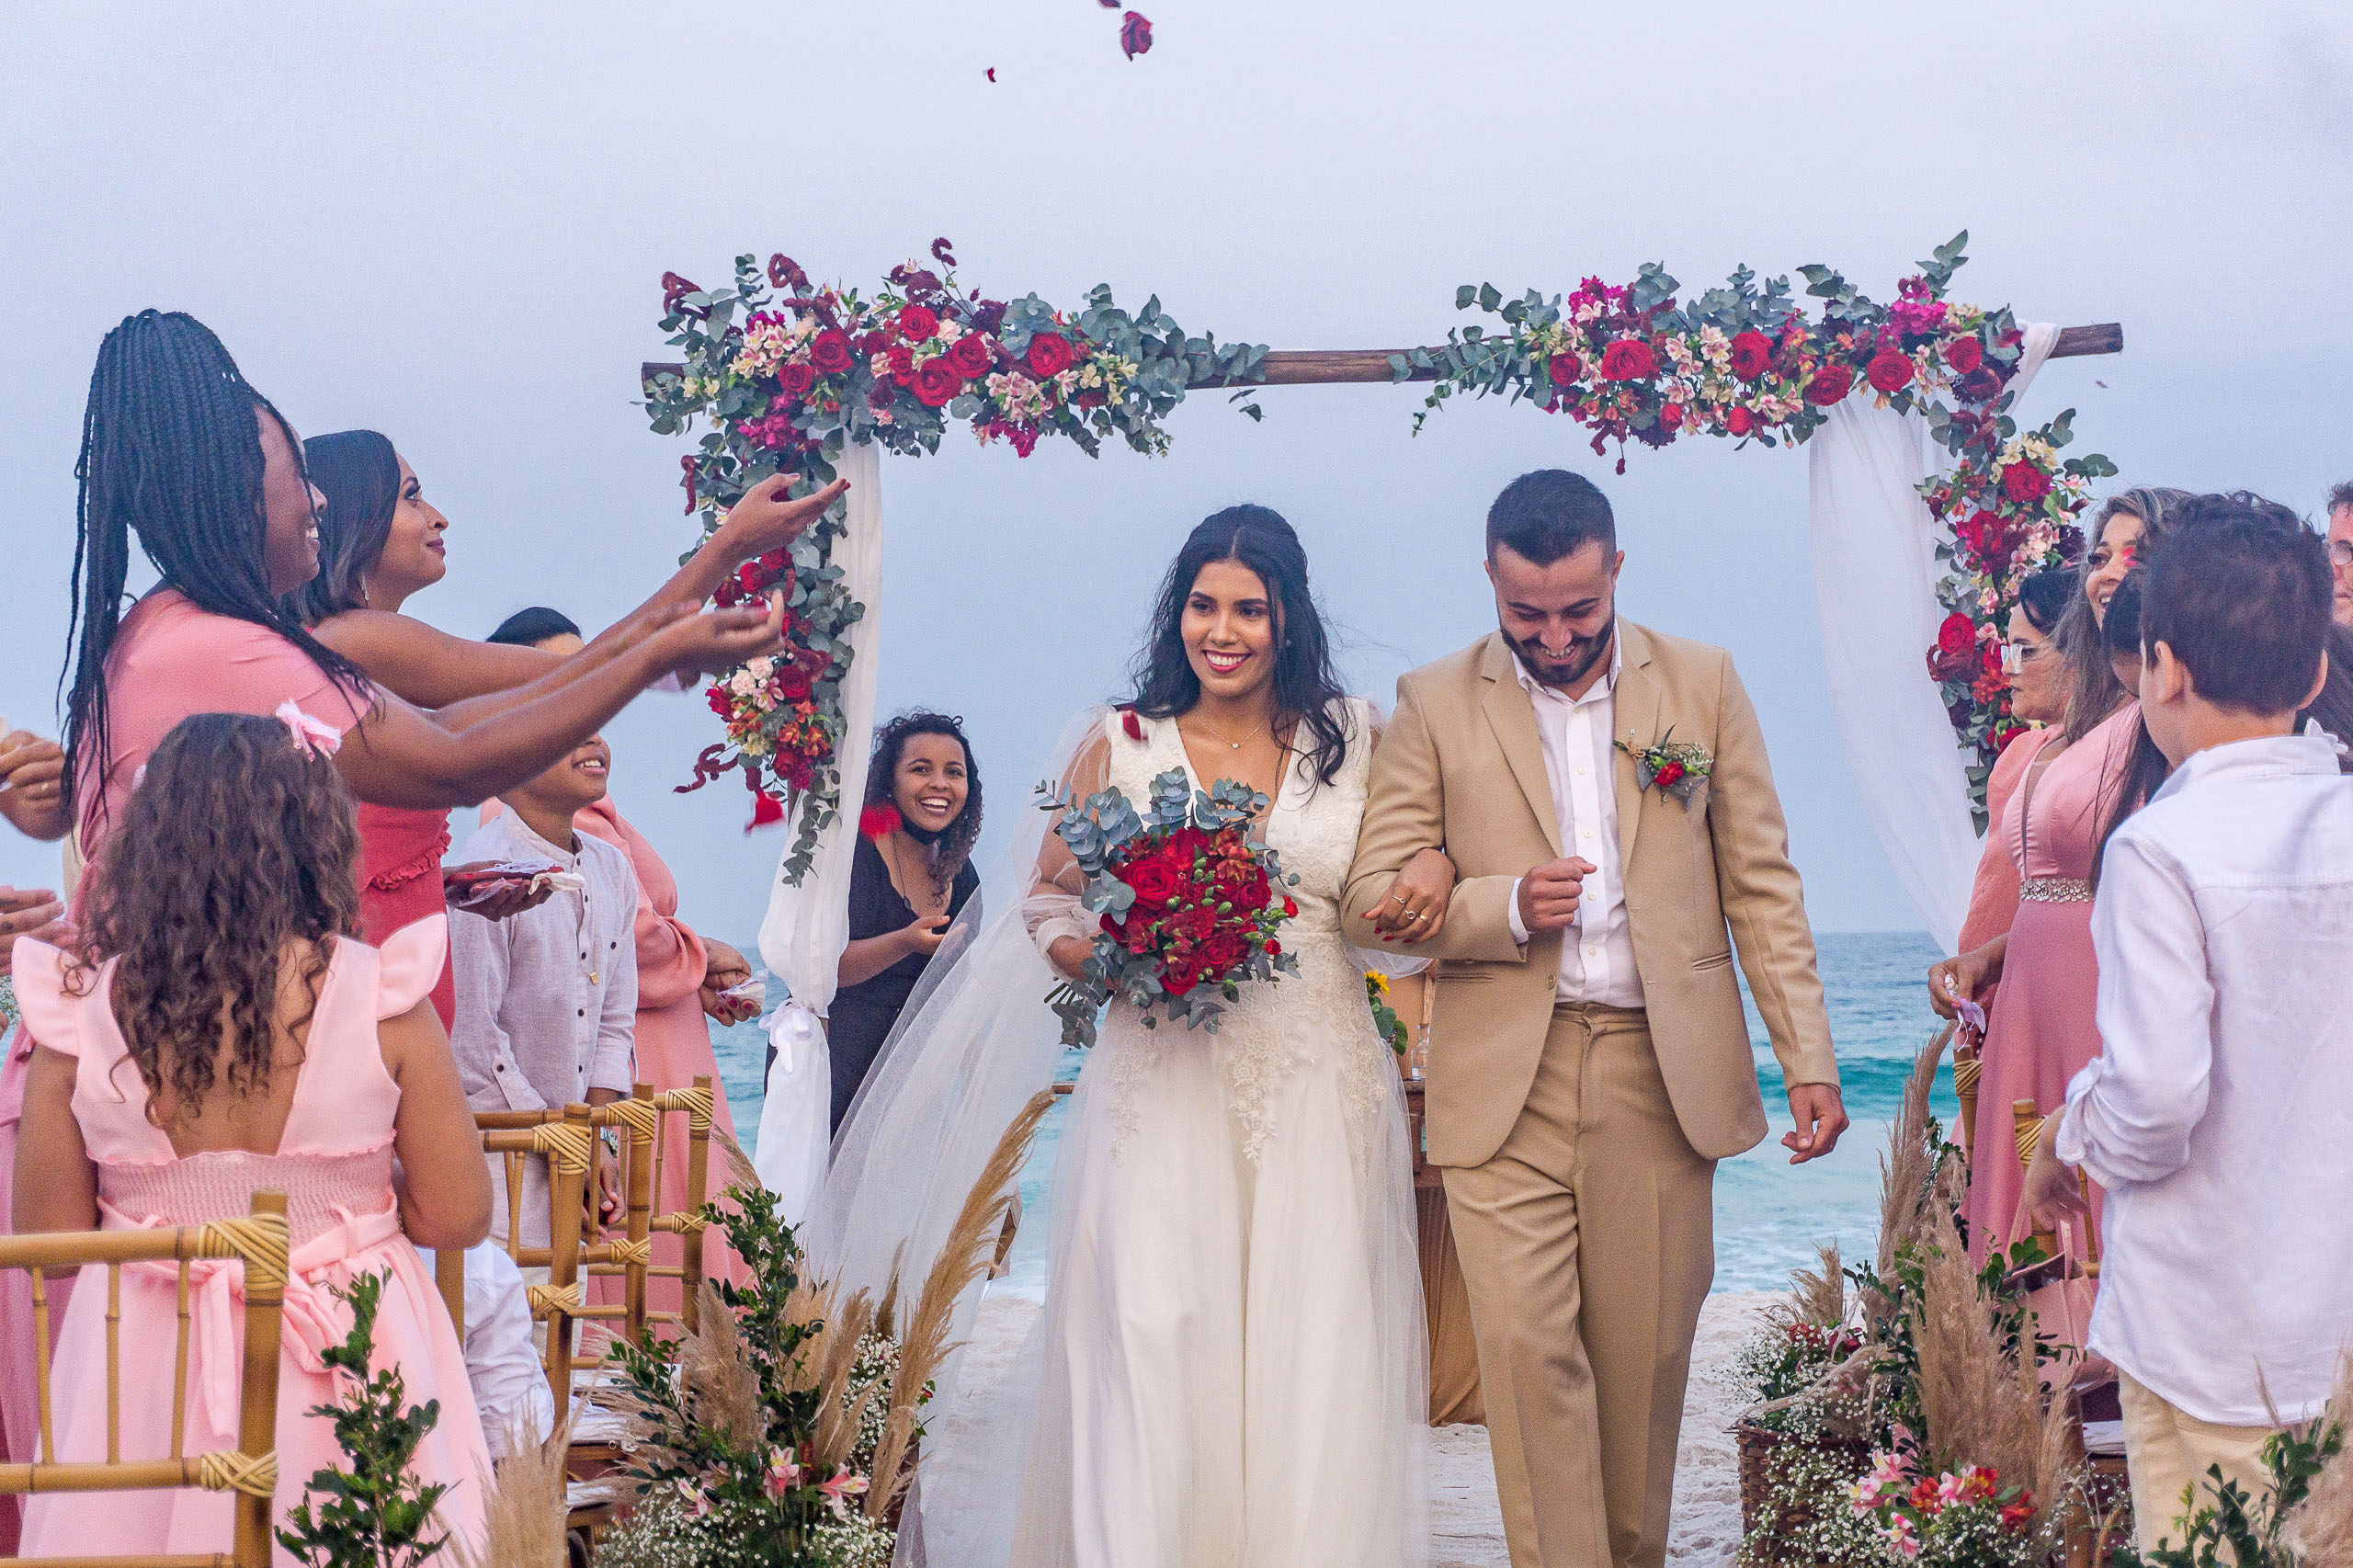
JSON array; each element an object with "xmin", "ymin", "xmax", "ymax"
[{"xmin": 1343, "ymin": 622, "xmax": 1837, "ymax": 1166}]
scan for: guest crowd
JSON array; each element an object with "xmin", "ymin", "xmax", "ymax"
[{"xmin": 0, "ymin": 303, "xmax": 2347, "ymax": 1562}]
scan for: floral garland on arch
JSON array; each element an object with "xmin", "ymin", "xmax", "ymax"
[
  {"xmin": 1401, "ymin": 233, "xmax": 2115, "ymax": 825},
  {"xmin": 645, "ymin": 244, "xmax": 1267, "ymax": 881}
]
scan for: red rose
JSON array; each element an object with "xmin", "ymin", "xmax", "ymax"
[
  {"xmin": 777, "ymin": 362, "xmax": 816, "ymax": 398},
  {"xmin": 1233, "ymin": 874, "xmax": 1272, "ymax": 914},
  {"xmin": 810, "ymin": 331, "xmax": 854, "ymax": 374},
  {"xmin": 887, "ymin": 345, "xmax": 915, "ymax": 386},
  {"xmin": 912, "ymin": 360, "xmax": 961, "ymax": 409},
  {"xmin": 1994, "ymin": 724, "xmax": 2030, "ymax": 753},
  {"xmin": 1729, "ymin": 330, "xmax": 1773, "ymax": 381},
  {"xmin": 1723, "ymin": 405, "xmax": 1756, "ymax": 437},
  {"xmin": 1653, "ymin": 760, "xmax": 1685, "ymax": 790},
  {"xmin": 1805, "ymin": 364, "xmax": 1853, "ymax": 406},
  {"xmin": 1264, "ymin": 939, "xmax": 1280, "ymax": 957},
  {"xmin": 1937, "ymin": 611, "xmax": 1976, "ymax": 656},
  {"xmin": 1119, "ymin": 855, "xmax": 1184, "ymax": 910},
  {"xmin": 1162, "ymin": 957, "xmax": 1199, "ymax": 996},
  {"xmin": 775, "ymin": 665, "xmax": 813, "ymax": 701},
  {"xmin": 1866, "ymin": 349, "xmax": 1915, "ymax": 394},
  {"xmin": 2000, "ymin": 461, "xmax": 2052, "ymax": 505},
  {"xmin": 1281, "ymin": 897, "xmax": 1297, "ymax": 917},
  {"xmin": 1598, "ymin": 338, "xmax": 1656, "ymax": 381},
  {"xmin": 1944, "ymin": 335, "xmax": 1984, "ymax": 374},
  {"xmin": 1198, "ymin": 931, "xmax": 1248, "ymax": 974},
  {"xmin": 946, "ymin": 334, "xmax": 993, "ymax": 379},
  {"xmin": 1958, "ymin": 365, "xmax": 2006, "ymax": 403},
  {"xmin": 1026, "ymin": 333, "xmax": 1075, "ymax": 379},
  {"xmin": 1658, "ymin": 403, "xmax": 1685, "ymax": 432},
  {"xmin": 1547, "ymin": 352, "xmax": 1580, "ymax": 386},
  {"xmin": 706, "ymin": 687, "xmax": 732, "ymax": 717},
  {"xmin": 896, "ymin": 303, "xmax": 939, "ymax": 342}
]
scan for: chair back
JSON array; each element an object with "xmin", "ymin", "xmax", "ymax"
[
  {"xmin": 0, "ymin": 1191, "xmax": 290, "ymax": 1568},
  {"xmin": 477, "ymin": 1106, "xmax": 597, "ymax": 1427},
  {"xmin": 620, "ymin": 1076, "xmax": 720, "ymax": 1338}
]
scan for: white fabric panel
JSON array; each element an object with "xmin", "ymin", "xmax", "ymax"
[
  {"xmin": 1804, "ymin": 322, "xmax": 2057, "ymax": 949},
  {"xmin": 754, "ymin": 438, "xmax": 884, "ymax": 1205}
]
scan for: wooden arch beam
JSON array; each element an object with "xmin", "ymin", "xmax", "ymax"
[{"xmin": 640, "ymin": 323, "xmax": 2120, "ymax": 394}]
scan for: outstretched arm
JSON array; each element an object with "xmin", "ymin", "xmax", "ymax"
[{"xmin": 1341, "ymin": 679, "xmax": 1523, "ymax": 962}]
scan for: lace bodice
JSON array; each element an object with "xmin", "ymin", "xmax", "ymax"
[{"xmin": 1029, "ymin": 700, "xmax": 1397, "ymax": 1162}]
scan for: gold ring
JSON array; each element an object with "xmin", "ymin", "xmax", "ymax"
[{"xmin": 1410, "ymin": 910, "xmax": 1429, "ymax": 921}]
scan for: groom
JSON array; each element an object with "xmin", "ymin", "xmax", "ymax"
[{"xmin": 1344, "ymin": 469, "xmax": 1846, "ymax": 1568}]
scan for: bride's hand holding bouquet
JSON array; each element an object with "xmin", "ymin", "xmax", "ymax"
[{"xmin": 1038, "ymin": 767, "xmax": 1301, "ymax": 1048}]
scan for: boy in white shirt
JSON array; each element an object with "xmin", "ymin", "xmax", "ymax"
[{"xmin": 2026, "ymin": 493, "xmax": 2353, "ymax": 1554}]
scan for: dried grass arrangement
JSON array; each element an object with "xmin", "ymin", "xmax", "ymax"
[{"xmin": 588, "ymin": 1091, "xmax": 1056, "ymax": 1568}]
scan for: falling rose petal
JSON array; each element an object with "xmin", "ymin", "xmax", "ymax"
[
  {"xmin": 1097, "ymin": 0, "xmax": 1117, "ymax": 7},
  {"xmin": 1120, "ymin": 9, "xmax": 1152, "ymax": 56},
  {"xmin": 985, "ymin": 66, "xmax": 995, "ymax": 81}
]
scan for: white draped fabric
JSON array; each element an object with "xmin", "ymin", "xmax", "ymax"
[
  {"xmin": 1804, "ymin": 321, "xmax": 2058, "ymax": 949},
  {"xmin": 753, "ymin": 439, "xmax": 885, "ymax": 1215}
]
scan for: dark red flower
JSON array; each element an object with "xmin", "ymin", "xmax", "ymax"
[
  {"xmin": 887, "ymin": 345, "xmax": 916, "ymax": 386},
  {"xmin": 868, "ymin": 386, "xmax": 895, "ymax": 413},
  {"xmin": 1805, "ymin": 364, "xmax": 1854, "ymax": 406},
  {"xmin": 661, "ymin": 271, "xmax": 705, "ymax": 319},
  {"xmin": 1162, "ymin": 955, "xmax": 1199, "ymax": 994},
  {"xmin": 1120, "ymin": 9, "xmax": 1152, "ymax": 57},
  {"xmin": 777, "ymin": 362, "xmax": 816, "ymax": 399},
  {"xmin": 1944, "ymin": 334, "xmax": 1984, "ymax": 374},
  {"xmin": 1264, "ymin": 938, "xmax": 1280, "ymax": 957},
  {"xmin": 1958, "ymin": 365, "xmax": 2006, "ymax": 403},
  {"xmin": 746, "ymin": 784, "xmax": 785, "ymax": 831},
  {"xmin": 1120, "ymin": 706, "xmax": 1144, "ymax": 741},
  {"xmin": 680, "ymin": 455, "xmax": 699, "ymax": 516},
  {"xmin": 1724, "ymin": 405, "xmax": 1756, "ymax": 437},
  {"xmin": 775, "ymin": 665, "xmax": 813, "ymax": 701},
  {"xmin": 810, "ymin": 331, "xmax": 854, "ymax": 374},
  {"xmin": 706, "ymin": 687, "xmax": 732, "ymax": 718},
  {"xmin": 1598, "ymin": 339, "xmax": 1656, "ymax": 381},
  {"xmin": 1653, "ymin": 760, "xmax": 1685, "ymax": 790},
  {"xmin": 1026, "ymin": 332, "xmax": 1076, "ymax": 379},
  {"xmin": 1658, "ymin": 403, "xmax": 1685, "ymax": 432},
  {"xmin": 1547, "ymin": 351, "xmax": 1580, "ymax": 386},
  {"xmin": 897, "ymin": 303, "xmax": 940, "ymax": 342},
  {"xmin": 2001, "ymin": 461, "xmax": 2052, "ymax": 505},
  {"xmin": 944, "ymin": 335, "xmax": 993, "ymax": 380},
  {"xmin": 931, "ymin": 236, "xmax": 958, "ymax": 267},
  {"xmin": 1120, "ymin": 855, "xmax": 1185, "ymax": 910},
  {"xmin": 1729, "ymin": 330, "xmax": 1773, "ymax": 381},
  {"xmin": 912, "ymin": 359, "xmax": 961, "ymax": 408},
  {"xmin": 1282, "ymin": 897, "xmax": 1298, "ymax": 917},
  {"xmin": 767, "ymin": 254, "xmax": 810, "ymax": 292},
  {"xmin": 1938, "ymin": 611, "xmax": 1976, "ymax": 656},
  {"xmin": 1994, "ymin": 724, "xmax": 2030, "ymax": 753},
  {"xmin": 859, "ymin": 803, "xmax": 902, "ymax": 840},
  {"xmin": 855, "ymin": 330, "xmax": 887, "ymax": 359},
  {"xmin": 1199, "ymin": 930, "xmax": 1248, "ymax": 973},
  {"xmin": 1867, "ymin": 349, "xmax": 1915, "ymax": 394}
]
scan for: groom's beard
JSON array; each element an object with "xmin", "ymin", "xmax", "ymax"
[{"xmin": 1503, "ymin": 619, "xmax": 1614, "ymax": 691}]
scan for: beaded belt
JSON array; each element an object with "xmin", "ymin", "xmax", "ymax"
[{"xmin": 2019, "ymin": 877, "xmax": 2093, "ymax": 903}]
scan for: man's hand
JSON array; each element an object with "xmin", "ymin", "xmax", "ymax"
[
  {"xmin": 2023, "ymin": 1113, "xmax": 2087, "ymax": 1231},
  {"xmin": 1515, "ymin": 857, "xmax": 1593, "ymax": 933},
  {"xmin": 1783, "ymin": 1083, "xmax": 1849, "ymax": 1164},
  {"xmin": 0, "ymin": 885, "xmax": 67, "ymax": 979}
]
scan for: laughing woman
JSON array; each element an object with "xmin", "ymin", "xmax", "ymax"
[{"xmin": 828, "ymin": 711, "xmax": 983, "ymax": 1131}]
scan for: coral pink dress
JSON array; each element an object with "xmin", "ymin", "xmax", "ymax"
[
  {"xmin": 482, "ymin": 796, "xmax": 747, "ymax": 1305},
  {"xmin": 358, "ymin": 803, "xmax": 456, "ymax": 1030},
  {"xmin": 11, "ymin": 919, "xmax": 488, "ymax": 1564},
  {"xmin": 1963, "ymin": 703, "xmax": 2140, "ymax": 1266},
  {"xmin": 1, "ymin": 589, "xmax": 372, "ymax": 1527},
  {"xmin": 1957, "ymin": 726, "xmax": 2046, "ymax": 957}
]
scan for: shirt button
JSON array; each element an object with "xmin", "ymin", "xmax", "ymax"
[
  {"xmin": 1577, "ymin": 766, "xmax": 1588, "ymax": 776},
  {"xmin": 1581, "ymin": 828, "xmax": 1594, "ymax": 840},
  {"xmin": 577, "ymin": 1009, "xmax": 585, "ymax": 1018}
]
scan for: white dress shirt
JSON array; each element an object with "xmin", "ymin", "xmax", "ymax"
[
  {"xmin": 450, "ymin": 811, "xmax": 640, "ymax": 1115},
  {"xmin": 1503, "ymin": 629, "xmax": 1644, "ymax": 1007},
  {"xmin": 2053, "ymin": 733, "xmax": 2353, "ymax": 1426}
]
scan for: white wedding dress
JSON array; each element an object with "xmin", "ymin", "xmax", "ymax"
[{"xmin": 813, "ymin": 699, "xmax": 1428, "ymax": 1568}]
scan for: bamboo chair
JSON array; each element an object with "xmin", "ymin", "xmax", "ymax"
[
  {"xmin": 580, "ymin": 1078, "xmax": 721, "ymax": 1344},
  {"xmin": 0, "ymin": 1191, "xmax": 290, "ymax": 1568},
  {"xmin": 474, "ymin": 1106, "xmax": 597, "ymax": 1427}
]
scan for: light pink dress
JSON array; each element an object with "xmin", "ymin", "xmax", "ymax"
[
  {"xmin": 483, "ymin": 796, "xmax": 748, "ymax": 1306},
  {"xmin": 1963, "ymin": 702, "xmax": 2140, "ymax": 1266},
  {"xmin": 11, "ymin": 919, "xmax": 488, "ymax": 1564},
  {"xmin": 1, "ymin": 588, "xmax": 373, "ymax": 1494}
]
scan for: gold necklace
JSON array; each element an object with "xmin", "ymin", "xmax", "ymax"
[{"xmin": 1185, "ymin": 713, "xmax": 1267, "ymax": 752}]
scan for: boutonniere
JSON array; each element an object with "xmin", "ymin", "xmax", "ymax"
[{"xmin": 1616, "ymin": 728, "xmax": 1711, "ymax": 808}]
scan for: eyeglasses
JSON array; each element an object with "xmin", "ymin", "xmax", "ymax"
[
  {"xmin": 2331, "ymin": 540, "xmax": 2353, "ymax": 570},
  {"xmin": 2001, "ymin": 641, "xmax": 2052, "ymax": 674}
]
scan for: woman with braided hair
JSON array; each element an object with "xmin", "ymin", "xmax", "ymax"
[{"xmin": 12, "ymin": 710, "xmax": 495, "ymax": 1560}]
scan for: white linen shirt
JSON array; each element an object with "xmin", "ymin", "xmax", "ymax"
[
  {"xmin": 450, "ymin": 810, "xmax": 640, "ymax": 1114},
  {"xmin": 2053, "ymin": 733, "xmax": 2353, "ymax": 1426},
  {"xmin": 419, "ymin": 1241, "xmax": 556, "ymax": 1459},
  {"xmin": 1504, "ymin": 631, "xmax": 1644, "ymax": 1007}
]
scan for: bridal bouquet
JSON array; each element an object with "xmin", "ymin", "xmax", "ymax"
[{"xmin": 1036, "ymin": 767, "xmax": 1300, "ymax": 1048}]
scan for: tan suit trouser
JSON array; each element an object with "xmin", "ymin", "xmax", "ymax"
[
  {"xmin": 1442, "ymin": 1004, "xmax": 1715, "ymax": 1568},
  {"xmin": 2119, "ymin": 1369, "xmax": 2287, "ymax": 1558}
]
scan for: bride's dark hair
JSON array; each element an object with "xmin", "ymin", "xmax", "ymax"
[{"xmin": 1130, "ymin": 505, "xmax": 1350, "ymax": 785}]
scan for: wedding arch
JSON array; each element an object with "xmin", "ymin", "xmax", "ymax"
[{"xmin": 637, "ymin": 236, "xmax": 2123, "ymax": 1105}]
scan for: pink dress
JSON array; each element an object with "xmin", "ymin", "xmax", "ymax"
[
  {"xmin": 1957, "ymin": 726, "xmax": 2046, "ymax": 957},
  {"xmin": 1, "ymin": 589, "xmax": 372, "ymax": 1512},
  {"xmin": 1963, "ymin": 703, "xmax": 2141, "ymax": 1265},
  {"xmin": 11, "ymin": 920, "xmax": 488, "ymax": 1564},
  {"xmin": 482, "ymin": 796, "xmax": 747, "ymax": 1306}
]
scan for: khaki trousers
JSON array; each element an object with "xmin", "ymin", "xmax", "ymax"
[
  {"xmin": 1442, "ymin": 1004, "xmax": 1716, "ymax": 1568},
  {"xmin": 2120, "ymin": 1369, "xmax": 2285, "ymax": 1558}
]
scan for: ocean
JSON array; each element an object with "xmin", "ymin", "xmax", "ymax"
[{"xmin": 708, "ymin": 929, "xmax": 1955, "ymax": 1296}]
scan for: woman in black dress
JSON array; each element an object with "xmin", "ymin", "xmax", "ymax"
[{"xmin": 829, "ymin": 711, "xmax": 983, "ymax": 1130}]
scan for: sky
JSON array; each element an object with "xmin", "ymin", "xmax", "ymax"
[{"xmin": 3, "ymin": 0, "xmax": 2349, "ymax": 940}]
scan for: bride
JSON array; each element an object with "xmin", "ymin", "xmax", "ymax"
[{"xmin": 815, "ymin": 506, "xmax": 1454, "ymax": 1567}]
